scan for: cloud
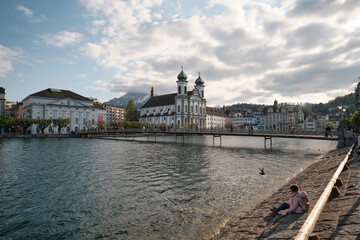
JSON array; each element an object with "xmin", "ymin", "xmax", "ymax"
[
  {"xmin": 41, "ymin": 31, "xmax": 83, "ymax": 47},
  {"xmin": 78, "ymin": 0, "xmax": 360, "ymax": 105},
  {"xmin": 16, "ymin": 4, "xmax": 33, "ymax": 18},
  {"xmin": 0, "ymin": 45, "xmax": 21, "ymax": 78},
  {"xmin": 15, "ymin": 4, "xmax": 46, "ymax": 23}
]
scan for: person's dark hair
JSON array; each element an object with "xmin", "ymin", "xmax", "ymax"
[{"xmin": 290, "ymin": 184, "xmax": 299, "ymax": 192}]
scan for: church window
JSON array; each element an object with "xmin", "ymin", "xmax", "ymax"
[
  {"xmin": 202, "ymin": 90, "xmax": 204, "ymax": 97},
  {"xmin": 191, "ymin": 106, "xmax": 193, "ymax": 113},
  {"xmin": 185, "ymin": 105, "xmax": 187, "ymax": 113},
  {"xmin": 184, "ymin": 86, "xmax": 187, "ymax": 94},
  {"xmin": 178, "ymin": 105, "xmax": 181, "ymax": 112},
  {"xmin": 178, "ymin": 86, "xmax": 181, "ymax": 94}
]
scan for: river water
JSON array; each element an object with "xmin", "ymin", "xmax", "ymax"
[{"xmin": 0, "ymin": 136, "xmax": 337, "ymax": 239}]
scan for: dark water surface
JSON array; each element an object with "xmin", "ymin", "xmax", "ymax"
[{"xmin": 0, "ymin": 137, "xmax": 337, "ymax": 239}]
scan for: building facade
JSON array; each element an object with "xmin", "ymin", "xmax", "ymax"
[
  {"xmin": 103, "ymin": 104, "xmax": 125, "ymax": 122},
  {"xmin": 206, "ymin": 107, "xmax": 225, "ymax": 129},
  {"xmin": 139, "ymin": 69, "xmax": 207, "ymax": 128},
  {"xmin": 0, "ymin": 87, "xmax": 5, "ymax": 117},
  {"xmin": 22, "ymin": 88, "xmax": 107, "ymax": 133}
]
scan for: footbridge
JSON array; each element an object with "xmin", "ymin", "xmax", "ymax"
[{"xmin": 79, "ymin": 129, "xmax": 338, "ymax": 148}]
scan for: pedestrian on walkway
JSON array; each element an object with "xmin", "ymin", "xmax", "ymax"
[{"xmin": 270, "ymin": 184, "xmax": 308, "ymax": 215}]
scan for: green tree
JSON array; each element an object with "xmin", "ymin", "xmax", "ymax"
[
  {"xmin": 350, "ymin": 110, "xmax": 360, "ymax": 130},
  {"xmin": 35, "ymin": 119, "xmax": 52, "ymax": 134},
  {"xmin": 346, "ymin": 104, "xmax": 356, "ymax": 115},
  {"xmin": 14, "ymin": 118, "xmax": 35, "ymax": 133},
  {"xmin": 0, "ymin": 116, "xmax": 14, "ymax": 132},
  {"xmin": 125, "ymin": 99, "xmax": 139, "ymax": 121},
  {"xmin": 325, "ymin": 121, "xmax": 335, "ymax": 129},
  {"xmin": 52, "ymin": 118, "xmax": 70, "ymax": 134}
]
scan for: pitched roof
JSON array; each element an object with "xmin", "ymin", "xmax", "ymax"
[
  {"xmin": 28, "ymin": 88, "xmax": 91, "ymax": 101},
  {"xmin": 206, "ymin": 106, "xmax": 224, "ymax": 116},
  {"xmin": 140, "ymin": 93, "xmax": 177, "ymax": 108}
]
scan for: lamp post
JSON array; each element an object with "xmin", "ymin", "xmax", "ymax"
[{"xmin": 338, "ymin": 103, "xmax": 346, "ymax": 147}]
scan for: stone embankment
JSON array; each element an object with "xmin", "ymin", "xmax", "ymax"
[{"xmin": 211, "ymin": 146, "xmax": 360, "ymax": 240}]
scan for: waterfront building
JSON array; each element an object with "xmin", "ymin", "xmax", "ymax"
[
  {"xmin": 315, "ymin": 116, "xmax": 326, "ymax": 130},
  {"xmin": 22, "ymin": 88, "xmax": 107, "ymax": 133},
  {"xmin": 0, "ymin": 87, "xmax": 5, "ymax": 116},
  {"xmin": 103, "ymin": 103, "xmax": 125, "ymax": 122},
  {"xmin": 288, "ymin": 108, "xmax": 304, "ymax": 130},
  {"xmin": 304, "ymin": 114, "xmax": 316, "ymax": 130},
  {"xmin": 14, "ymin": 102, "xmax": 23, "ymax": 119},
  {"xmin": 4, "ymin": 101, "xmax": 17, "ymax": 117},
  {"xmin": 206, "ymin": 107, "xmax": 225, "ymax": 129},
  {"xmin": 233, "ymin": 111, "xmax": 245, "ymax": 127},
  {"xmin": 139, "ymin": 68, "xmax": 206, "ymax": 128},
  {"xmin": 253, "ymin": 111, "xmax": 266, "ymax": 130},
  {"xmin": 265, "ymin": 100, "xmax": 289, "ymax": 130}
]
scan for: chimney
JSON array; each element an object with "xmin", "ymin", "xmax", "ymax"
[{"xmin": 150, "ymin": 87, "xmax": 154, "ymax": 98}]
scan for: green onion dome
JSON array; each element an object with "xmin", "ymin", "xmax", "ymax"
[
  {"xmin": 195, "ymin": 73, "xmax": 204, "ymax": 85},
  {"xmin": 177, "ymin": 69, "xmax": 188, "ymax": 81}
]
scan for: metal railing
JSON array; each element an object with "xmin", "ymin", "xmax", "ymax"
[{"xmin": 294, "ymin": 143, "xmax": 355, "ymax": 240}]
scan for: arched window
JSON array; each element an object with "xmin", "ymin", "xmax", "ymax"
[
  {"xmin": 191, "ymin": 106, "xmax": 193, "ymax": 113},
  {"xmin": 178, "ymin": 105, "xmax": 181, "ymax": 112},
  {"xmin": 184, "ymin": 86, "xmax": 187, "ymax": 94},
  {"xmin": 178, "ymin": 86, "xmax": 181, "ymax": 94},
  {"xmin": 202, "ymin": 90, "xmax": 204, "ymax": 97}
]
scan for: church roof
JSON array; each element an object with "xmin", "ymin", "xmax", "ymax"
[
  {"xmin": 141, "ymin": 93, "xmax": 177, "ymax": 108},
  {"xmin": 27, "ymin": 88, "xmax": 91, "ymax": 101}
]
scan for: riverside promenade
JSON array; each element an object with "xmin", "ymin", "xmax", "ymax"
[{"xmin": 211, "ymin": 146, "xmax": 360, "ymax": 240}]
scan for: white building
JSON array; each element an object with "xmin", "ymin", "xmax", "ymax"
[
  {"xmin": 139, "ymin": 68, "xmax": 207, "ymax": 128},
  {"xmin": 22, "ymin": 88, "xmax": 107, "ymax": 133},
  {"xmin": 266, "ymin": 100, "xmax": 289, "ymax": 130},
  {"xmin": 103, "ymin": 103, "xmax": 125, "ymax": 122},
  {"xmin": 233, "ymin": 112, "xmax": 245, "ymax": 127},
  {"xmin": 304, "ymin": 114, "xmax": 316, "ymax": 130},
  {"xmin": 206, "ymin": 107, "xmax": 225, "ymax": 129}
]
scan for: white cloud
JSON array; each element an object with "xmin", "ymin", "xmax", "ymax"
[
  {"xmin": 79, "ymin": 0, "xmax": 360, "ymax": 105},
  {"xmin": 0, "ymin": 45, "xmax": 21, "ymax": 78},
  {"xmin": 16, "ymin": 4, "xmax": 33, "ymax": 18},
  {"xmin": 41, "ymin": 31, "xmax": 83, "ymax": 47},
  {"xmin": 15, "ymin": 4, "xmax": 46, "ymax": 23}
]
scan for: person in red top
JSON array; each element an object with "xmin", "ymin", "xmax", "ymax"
[{"xmin": 270, "ymin": 184, "xmax": 308, "ymax": 215}]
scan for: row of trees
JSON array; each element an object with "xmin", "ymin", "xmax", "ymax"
[{"xmin": 0, "ymin": 117, "xmax": 70, "ymax": 134}]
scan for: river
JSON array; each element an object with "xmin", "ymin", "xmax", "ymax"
[{"xmin": 0, "ymin": 136, "xmax": 337, "ymax": 239}]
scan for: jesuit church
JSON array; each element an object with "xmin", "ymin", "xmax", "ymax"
[{"xmin": 139, "ymin": 68, "xmax": 207, "ymax": 128}]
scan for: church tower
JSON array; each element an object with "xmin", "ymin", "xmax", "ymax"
[{"xmin": 175, "ymin": 67, "xmax": 188, "ymax": 127}]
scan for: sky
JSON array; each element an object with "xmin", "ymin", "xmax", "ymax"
[{"xmin": 1, "ymin": 0, "xmax": 360, "ymax": 106}]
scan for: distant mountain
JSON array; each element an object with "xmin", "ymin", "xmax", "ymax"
[{"xmin": 104, "ymin": 92, "xmax": 149, "ymax": 109}]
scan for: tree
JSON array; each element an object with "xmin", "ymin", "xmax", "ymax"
[
  {"xmin": 14, "ymin": 118, "xmax": 34, "ymax": 133},
  {"xmin": 97, "ymin": 120, "xmax": 105, "ymax": 131},
  {"xmin": 125, "ymin": 99, "xmax": 139, "ymax": 121},
  {"xmin": 346, "ymin": 104, "xmax": 356, "ymax": 115},
  {"xmin": 52, "ymin": 118, "xmax": 70, "ymax": 134},
  {"xmin": 0, "ymin": 116, "xmax": 14, "ymax": 132},
  {"xmin": 350, "ymin": 110, "xmax": 360, "ymax": 130},
  {"xmin": 325, "ymin": 121, "xmax": 335, "ymax": 129},
  {"xmin": 35, "ymin": 119, "xmax": 52, "ymax": 134},
  {"xmin": 109, "ymin": 121, "xmax": 120, "ymax": 129}
]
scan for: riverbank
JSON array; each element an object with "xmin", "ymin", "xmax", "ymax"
[
  {"xmin": 0, "ymin": 134, "xmax": 73, "ymax": 138},
  {"xmin": 211, "ymin": 146, "xmax": 360, "ymax": 239}
]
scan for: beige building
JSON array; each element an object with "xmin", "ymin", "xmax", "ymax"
[{"xmin": 103, "ymin": 104, "xmax": 125, "ymax": 122}]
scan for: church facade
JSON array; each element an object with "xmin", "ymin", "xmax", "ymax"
[{"xmin": 139, "ymin": 68, "xmax": 206, "ymax": 128}]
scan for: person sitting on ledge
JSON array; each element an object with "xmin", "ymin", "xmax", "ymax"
[{"xmin": 270, "ymin": 184, "xmax": 308, "ymax": 216}]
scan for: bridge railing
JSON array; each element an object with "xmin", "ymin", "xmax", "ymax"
[
  {"xmin": 87, "ymin": 127, "xmax": 335, "ymax": 136},
  {"xmin": 294, "ymin": 143, "xmax": 355, "ymax": 240}
]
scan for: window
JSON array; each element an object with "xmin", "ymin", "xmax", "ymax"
[
  {"xmin": 75, "ymin": 118, "xmax": 78, "ymax": 124},
  {"xmin": 185, "ymin": 105, "xmax": 187, "ymax": 113},
  {"xmin": 178, "ymin": 86, "xmax": 181, "ymax": 94},
  {"xmin": 178, "ymin": 105, "xmax": 181, "ymax": 112},
  {"xmin": 195, "ymin": 105, "xmax": 198, "ymax": 113},
  {"xmin": 184, "ymin": 86, "xmax": 187, "ymax": 94},
  {"xmin": 202, "ymin": 90, "xmax": 204, "ymax": 97}
]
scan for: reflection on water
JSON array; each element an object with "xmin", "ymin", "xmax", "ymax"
[{"xmin": 0, "ymin": 137, "xmax": 336, "ymax": 239}]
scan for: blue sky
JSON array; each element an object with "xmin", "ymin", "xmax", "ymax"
[{"xmin": 1, "ymin": 0, "xmax": 360, "ymax": 106}]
